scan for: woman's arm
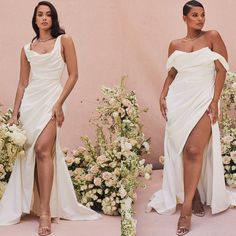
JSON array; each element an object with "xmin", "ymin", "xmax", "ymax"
[
  {"xmin": 9, "ymin": 48, "xmax": 30, "ymax": 125},
  {"xmin": 160, "ymin": 41, "xmax": 178, "ymax": 120},
  {"xmin": 52, "ymin": 35, "xmax": 78, "ymax": 127},
  {"xmin": 207, "ymin": 30, "xmax": 228, "ymax": 124}
]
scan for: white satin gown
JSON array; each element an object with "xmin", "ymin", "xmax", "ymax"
[
  {"xmin": 147, "ymin": 47, "xmax": 236, "ymax": 215},
  {"xmin": 0, "ymin": 35, "xmax": 101, "ymax": 225}
]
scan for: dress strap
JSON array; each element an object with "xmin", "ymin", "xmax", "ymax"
[
  {"xmin": 23, "ymin": 43, "xmax": 31, "ymax": 62},
  {"xmin": 211, "ymin": 52, "xmax": 229, "ymax": 71},
  {"xmin": 54, "ymin": 35, "xmax": 63, "ymax": 58},
  {"xmin": 166, "ymin": 51, "xmax": 177, "ymax": 71}
]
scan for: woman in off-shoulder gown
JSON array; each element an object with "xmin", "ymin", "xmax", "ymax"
[
  {"xmin": 146, "ymin": 1, "xmax": 236, "ymax": 235},
  {"xmin": 0, "ymin": 1, "xmax": 100, "ymax": 236}
]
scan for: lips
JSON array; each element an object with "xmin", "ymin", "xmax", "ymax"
[{"xmin": 42, "ymin": 22, "xmax": 48, "ymax": 26}]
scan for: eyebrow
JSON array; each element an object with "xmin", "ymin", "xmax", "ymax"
[
  {"xmin": 37, "ymin": 10, "xmax": 51, "ymax": 13},
  {"xmin": 191, "ymin": 11, "xmax": 205, "ymax": 14}
]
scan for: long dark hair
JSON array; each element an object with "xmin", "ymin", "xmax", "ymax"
[
  {"xmin": 183, "ymin": 1, "xmax": 204, "ymax": 16},
  {"xmin": 32, "ymin": 1, "xmax": 65, "ymax": 42}
]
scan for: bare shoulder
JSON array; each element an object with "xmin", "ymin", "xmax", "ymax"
[
  {"xmin": 61, "ymin": 34, "xmax": 74, "ymax": 46},
  {"xmin": 204, "ymin": 30, "xmax": 222, "ymax": 41},
  {"xmin": 205, "ymin": 30, "xmax": 227, "ymax": 59},
  {"xmin": 168, "ymin": 39, "xmax": 181, "ymax": 56}
]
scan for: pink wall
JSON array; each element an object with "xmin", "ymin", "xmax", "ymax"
[{"xmin": 0, "ymin": 0, "xmax": 236, "ymax": 167}]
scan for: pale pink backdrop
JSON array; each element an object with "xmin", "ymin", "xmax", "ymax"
[{"xmin": 0, "ymin": 0, "xmax": 236, "ymax": 167}]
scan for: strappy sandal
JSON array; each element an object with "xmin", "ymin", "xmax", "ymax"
[
  {"xmin": 176, "ymin": 215, "xmax": 191, "ymax": 236},
  {"xmin": 192, "ymin": 201, "xmax": 205, "ymax": 217},
  {"xmin": 38, "ymin": 214, "xmax": 51, "ymax": 236},
  {"xmin": 192, "ymin": 193, "xmax": 205, "ymax": 217}
]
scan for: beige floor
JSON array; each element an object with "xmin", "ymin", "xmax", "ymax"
[
  {"xmin": 1, "ymin": 170, "xmax": 236, "ymax": 236},
  {"xmin": 134, "ymin": 170, "xmax": 236, "ymax": 236},
  {"xmin": 0, "ymin": 214, "xmax": 120, "ymax": 236}
]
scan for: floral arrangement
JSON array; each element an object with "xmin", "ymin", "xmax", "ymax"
[
  {"xmin": 0, "ymin": 107, "xmax": 27, "ymax": 199},
  {"xmin": 64, "ymin": 77, "xmax": 152, "ymax": 236},
  {"xmin": 220, "ymin": 72, "xmax": 236, "ymax": 187}
]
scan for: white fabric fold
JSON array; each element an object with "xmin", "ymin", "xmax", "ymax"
[
  {"xmin": 148, "ymin": 46, "xmax": 235, "ymax": 215},
  {"xmin": 0, "ymin": 35, "xmax": 101, "ymax": 225}
]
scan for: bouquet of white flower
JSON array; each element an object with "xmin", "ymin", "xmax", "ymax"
[
  {"xmin": 219, "ymin": 72, "xmax": 236, "ymax": 187},
  {"xmin": 64, "ymin": 76, "xmax": 152, "ymax": 235},
  {"xmin": 0, "ymin": 107, "xmax": 27, "ymax": 199}
]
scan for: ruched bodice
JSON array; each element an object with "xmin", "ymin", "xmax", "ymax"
[
  {"xmin": 147, "ymin": 47, "xmax": 236, "ymax": 215},
  {"xmin": 24, "ymin": 36, "xmax": 65, "ymax": 81}
]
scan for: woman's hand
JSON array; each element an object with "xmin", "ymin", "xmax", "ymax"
[
  {"xmin": 8, "ymin": 116, "xmax": 19, "ymax": 126},
  {"xmin": 52, "ymin": 103, "xmax": 64, "ymax": 127},
  {"xmin": 207, "ymin": 100, "xmax": 218, "ymax": 124},
  {"xmin": 160, "ymin": 96, "xmax": 168, "ymax": 121}
]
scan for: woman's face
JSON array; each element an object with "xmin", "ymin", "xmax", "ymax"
[
  {"xmin": 183, "ymin": 7, "xmax": 205, "ymax": 30},
  {"xmin": 35, "ymin": 5, "xmax": 52, "ymax": 31}
]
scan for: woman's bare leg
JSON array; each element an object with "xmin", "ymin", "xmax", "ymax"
[
  {"xmin": 177, "ymin": 112, "xmax": 211, "ymax": 235},
  {"xmin": 35, "ymin": 119, "xmax": 56, "ymax": 235}
]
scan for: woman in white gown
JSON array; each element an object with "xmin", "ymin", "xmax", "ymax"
[
  {"xmin": 147, "ymin": 1, "xmax": 235, "ymax": 235},
  {"xmin": 0, "ymin": 1, "xmax": 100, "ymax": 235}
]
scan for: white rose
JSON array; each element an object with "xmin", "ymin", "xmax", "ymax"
[
  {"xmin": 227, "ymin": 178, "xmax": 233, "ymax": 186},
  {"xmin": 94, "ymin": 177, "xmax": 102, "ymax": 186},
  {"xmin": 0, "ymin": 164, "xmax": 4, "ymax": 172},
  {"xmin": 232, "ymin": 82, "xmax": 236, "ymax": 89},
  {"xmin": 102, "ymin": 172, "xmax": 112, "ymax": 181},
  {"xmin": 125, "ymin": 212, "xmax": 132, "ymax": 220},
  {"xmin": 129, "ymin": 139, "xmax": 137, "ymax": 146},
  {"xmin": 112, "ymin": 112, "xmax": 119, "ymax": 118},
  {"xmin": 139, "ymin": 159, "xmax": 145, "ymax": 165},
  {"xmin": 105, "ymin": 179, "xmax": 114, "ymax": 187},
  {"xmin": 232, "ymin": 140, "xmax": 236, "ymax": 145},
  {"xmin": 143, "ymin": 142, "xmax": 150, "ymax": 151},
  {"xmin": 122, "ymin": 98, "xmax": 132, "ymax": 107},
  {"xmin": 119, "ymin": 185, "xmax": 127, "ymax": 198},
  {"xmin": 114, "ymin": 168, "xmax": 120, "ymax": 176},
  {"xmin": 8, "ymin": 124, "xmax": 18, "ymax": 132},
  {"xmin": 222, "ymin": 135, "xmax": 234, "ymax": 144},
  {"xmin": 81, "ymin": 185, "xmax": 87, "ymax": 191},
  {"xmin": 72, "ymin": 149, "xmax": 80, "ymax": 156},
  {"xmin": 122, "ymin": 142, "xmax": 132, "ymax": 152},
  {"xmin": 65, "ymin": 156, "xmax": 74, "ymax": 165},
  {"xmin": 10, "ymin": 132, "xmax": 27, "ymax": 146},
  {"xmin": 77, "ymin": 146, "xmax": 87, "ymax": 152},
  {"xmin": 221, "ymin": 144, "xmax": 227, "ymax": 154},
  {"xmin": 144, "ymin": 173, "xmax": 151, "ymax": 180},
  {"xmin": 62, "ymin": 147, "xmax": 69, "ymax": 154},
  {"xmin": 121, "ymin": 197, "xmax": 132, "ymax": 211},
  {"xmin": 97, "ymin": 155, "xmax": 108, "ymax": 164},
  {"xmin": 230, "ymin": 151, "xmax": 236, "ymax": 158},
  {"xmin": 223, "ymin": 155, "xmax": 231, "ymax": 165},
  {"xmin": 97, "ymin": 189, "xmax": 103, "ymax": 195},
  {"xmin": 85, "ymin": 174, "xmax": 93, "ymax": 181},
  {"xmin": 109, "ymin": 98, "xmax": 116, "ymax": 105},
  {"xmin": 74, "ymin": 158, "xmax": 80, "ymax": 164},
  {"xmin": 90, "ymin": 165, "xmax": 99, "ymax": 174}
]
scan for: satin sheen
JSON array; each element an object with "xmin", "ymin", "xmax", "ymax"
[
  {"xmin": 147, "ymin": 47, "xmax": 236, "ymax": 215},
  {"xmin": 0, "ymin": 35, "xmax": 101, "ymax": 225}
]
